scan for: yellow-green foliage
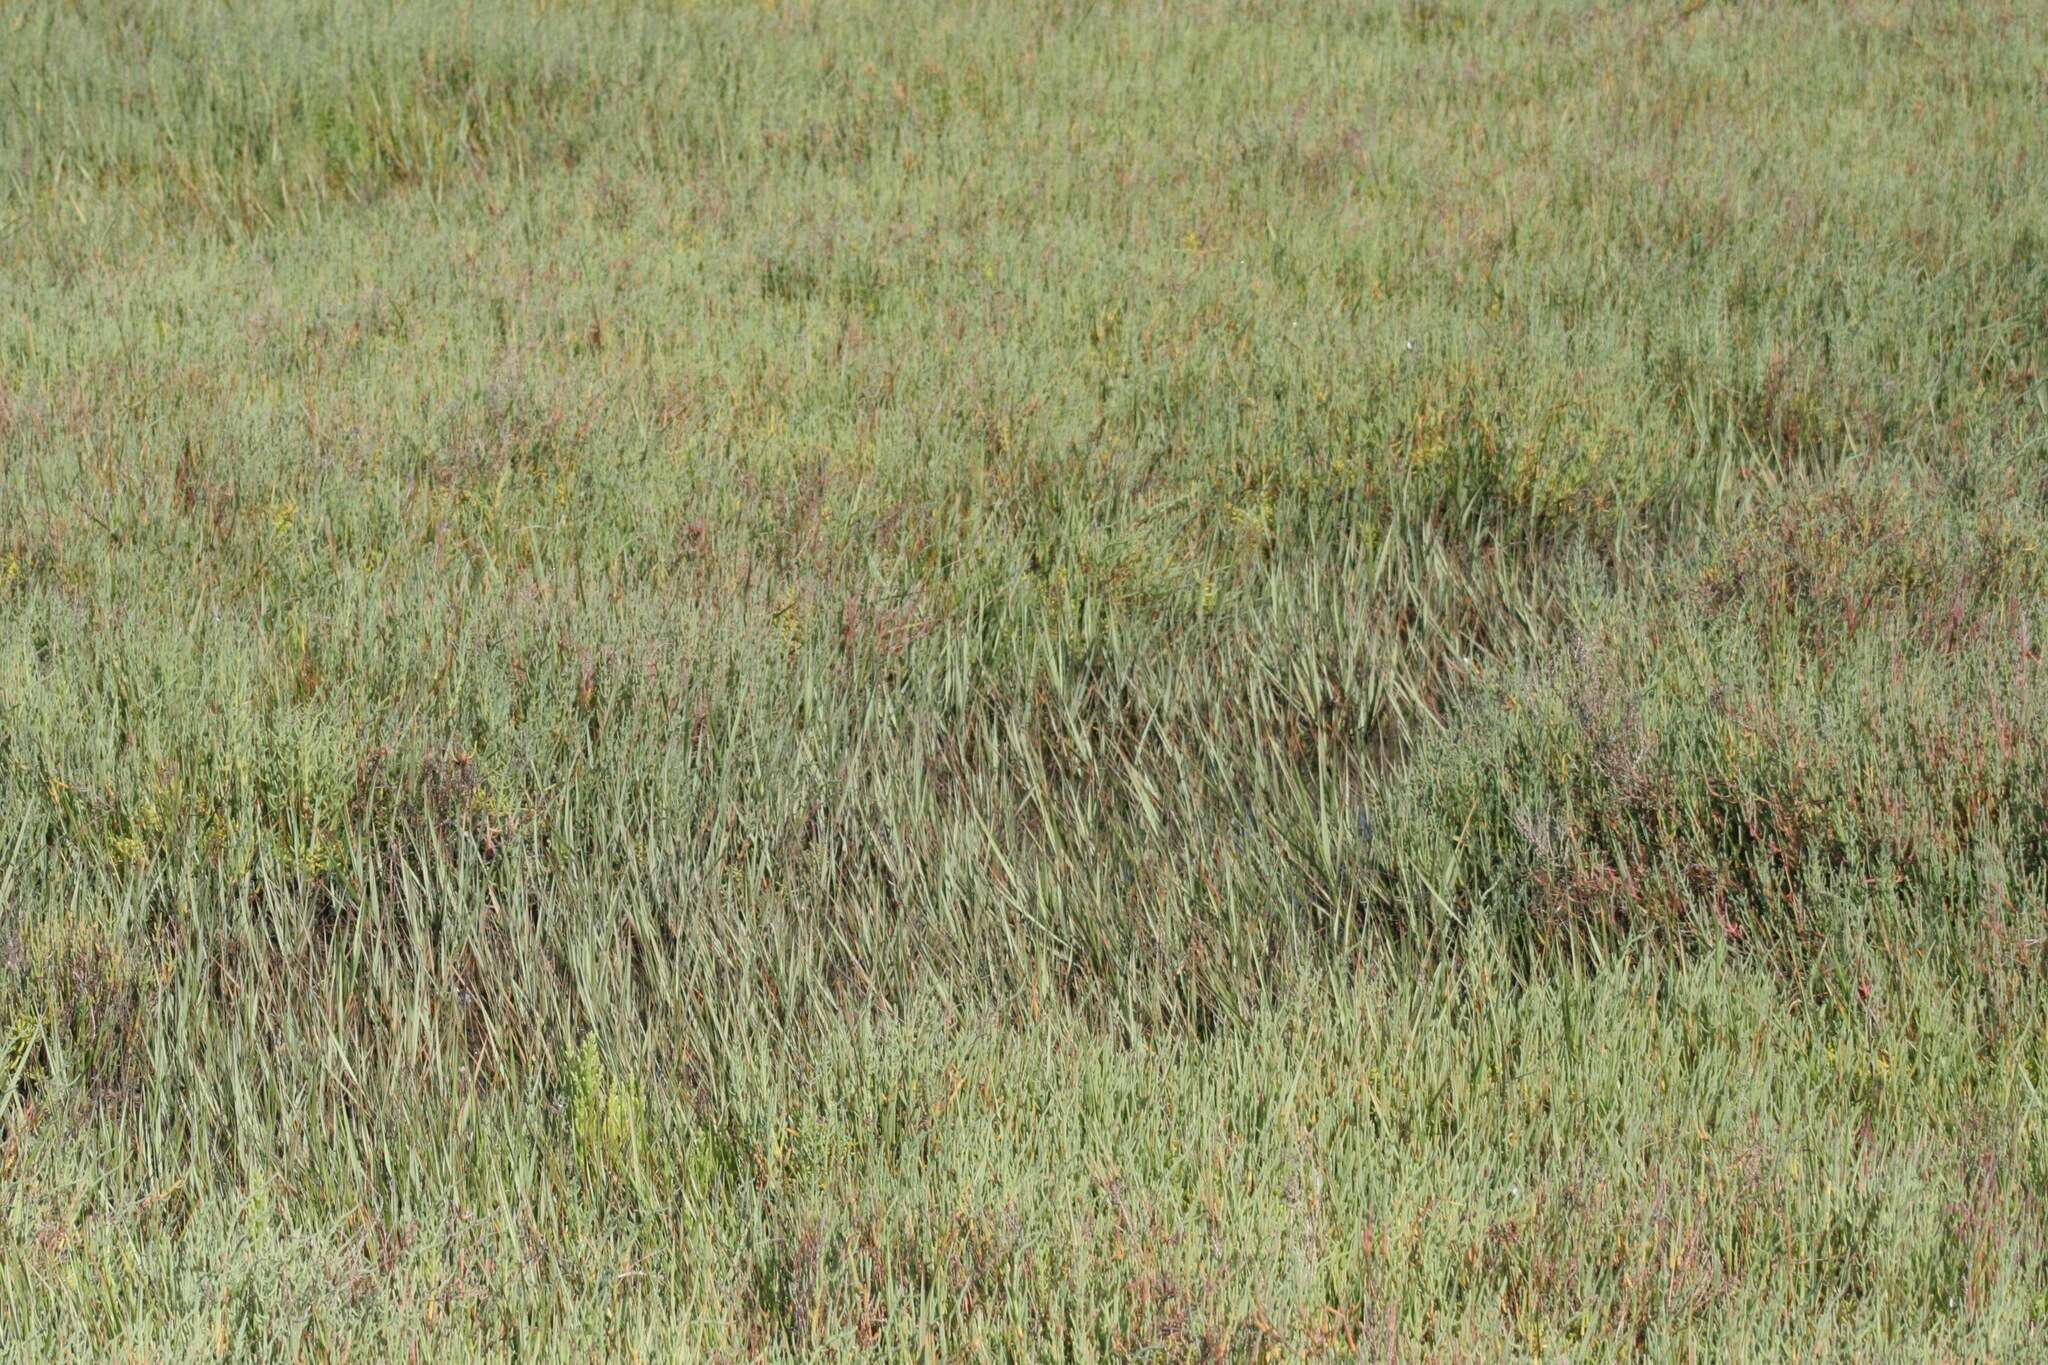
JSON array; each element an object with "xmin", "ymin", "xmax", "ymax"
[{"xmin": 566, "ymin": 1034, "xmax": 649, "ymax": 1186}]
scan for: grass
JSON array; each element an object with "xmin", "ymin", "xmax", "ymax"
[{"xmin": 2, "ymin": 0, "xmax": 2046, "ymax": 1356}]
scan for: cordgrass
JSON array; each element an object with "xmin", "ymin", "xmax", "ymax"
[{"xmin": 2, "ymin": 0, "xmax": 2046, "ymax": 1356}]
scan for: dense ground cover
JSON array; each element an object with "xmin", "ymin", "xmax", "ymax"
[{"xmin": 3, "ymin": 0, "xmax": 2046, "ymax": 1356}]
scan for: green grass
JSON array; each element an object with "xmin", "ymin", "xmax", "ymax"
[{"xmin": 3, "ymin": 0, "xmax": 2046, "ymax": 1357}]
